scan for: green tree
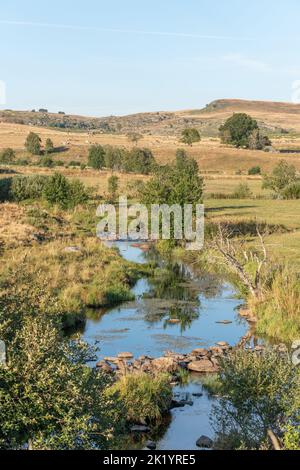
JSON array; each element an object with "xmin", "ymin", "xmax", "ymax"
[
  {"xmin": 25, "ymin": 132, "xmax": 41, "ymax": 155},
  {"xmin": 262, "ymin": 160, "xmax": 298, "ymax": 196},
  {"xmin": 0, "ymin": 148, "xmax": 15, "ymax": 163},
  {"xmin": 45, "ymin": 138, "xmax": 54, "ymax": 154},
  {"xmin": 0, "ymin": 283, "xmax": 123, "ymax": 450},
  {"xmin": 88, "ymin": 145, "xmax": 105, "ymax": 169},
  {"xmin": 180, "ymin": 128, "xmax": 201, "ymax": 146},
  {"xmin": 104, "ymin": 145, "xmax": 124, "ymax": 170},
  {"xmin": 219, "ymin": 113, "xmax": 258, "ymax": 148},
  {"xmin": 123, "ymin": 148, "xmax": 155, "ymax": 174},
  {"xmin": 141, "ymin": 153, "xmax": 203, "ymax": 208},
  {"xmin": 107, "ymin": 175, "xmax": 119, "ymax": 201}
]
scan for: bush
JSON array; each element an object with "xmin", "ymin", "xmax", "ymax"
[
  {"xmin": 211, "ymin": 349, "xmax": 300, "ymax": 449},
  {"xmin": 281, "ymin": 182, "xmax": 300, "ymax": 199},
  {"xmin": 43, "ymin": 173, "xmax": 89, "ymax": 209},
  {"xmin": 39, "ymin": 156, "xmax": 54, "ymax": 168},
  {"xmin": 232, "ymin": 183, "xmax": 253, "ymax": 199},
  {"xmin": 11, "ymin": 175, "xmax": 49, "ymax": 201},
  {"xmin": 248, "ymin": 166, "xmax": 261, "ymax": 175},
  {"xmin": 262, "ymin": 160, "xmax": 298, "ymax": 196},
  {"xmin": 0, "ymin": 148, "xmax": 15, "ymax": 163},
  {"xmin": 108, "ymin": 373, "xmax": 172, "ymax": 424},
  {"xmin": 180, "ymin": 128, "xmax": 201, "ymax": 146}
]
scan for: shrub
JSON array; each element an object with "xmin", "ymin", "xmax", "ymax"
[
  {"xmin": 232, "ymin": 183, "xmax": 253, "ymax": 199},
  {"xmin": 281, "ymin": 181, "xmax": 300, "ymax": 199},
  {"xmin": 248, "ymin": 166, "xmax": 261, "ymax": 175},
  {"xmin": 25, "ymin": 132, "xmax": 41, "ymax": 155},
  {"xmin": 43, "ymin": 173, "xmax": 89, "ymax": 209},
  {"xmin": 108, "ymin": 373, "xmax": 172, "ymax": 424},
  {"xmin": 0, "ymin": 147, "xmax": 15, "ymax": 163},
  {"xmin": 262, "ymin": 160, "xmax": 298, "ymax": 196},
  {"xmin": 211, "ymin": 349, "xmax": 300, "ymax": 450},
  {"xmin": 180, "ymin": 128, "xmax": 201, "ymax": 146},
  {"xmin": 39, "ymin": 156, "xmax": 54, "ymax": 168},
  {"xmin": 11, "ymin": 175, "xmax": 49, "ymax": 201}
]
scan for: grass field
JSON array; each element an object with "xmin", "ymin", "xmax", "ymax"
[
  {"xmin": 1, "ymin": 120, "xmax": 300, "ymax": 173},
  {"xmin": 205, "ymin": 198, "xmax": 300, "ymax": 267}
]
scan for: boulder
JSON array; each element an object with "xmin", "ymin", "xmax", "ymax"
[
  {"xmin": 196, "ymin": 435, "xmax": 213, "ymax": 448},
  {"xmin": 104, "ymin": 356, "xmax": 119, "ymax": 363},
  {"xmin": 216, "ymin": 341, "xmax": 229, "ymax": 348},
  {"xmin": 191, "ymin": 348, "xmax": 208, "ymax": 356},
  {"xmin": 146, "ymin": 441, "xmax": 156, "ymax": 450},
  {"xmin": 96, "ymin": 361, "xmax": 113, "ymax": 373},
  {"xmin": 152, "ymin": 357, "xmax": 179, "ymax": 373},
  {"xmin": 117, "ymin": 352, "xmax": 133, "ymax": 359},
  {"xmin": 188, "ymin": 359, "xmax": 218, "ymax": 373},
  {"xmin": 170, "ymin": 399, "xmax": 193, "ymax": 409}
]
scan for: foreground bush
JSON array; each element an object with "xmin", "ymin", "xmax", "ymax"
[
  {"xmin": 108, "ymin": 373, "xmax": 172, "ymax": 424},
  {"xmin": 0, "ymin": 284, "xmax": 123, "ymax": 449},
  {"xmin": 11, "ymin": 175, "xmax": 49, "ymax": 201},
  {"xmin": 212, "ymin": 349, "xmax": 300, "ymax": 450}
]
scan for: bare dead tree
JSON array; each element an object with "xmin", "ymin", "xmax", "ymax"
[{"xmin": 212, "ymin": 223, "xmax": 268, "ymax": 298}]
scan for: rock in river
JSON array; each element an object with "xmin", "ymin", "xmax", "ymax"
[
  {"xmin": 152, "ymin": 357, "xmax": 178, "ymax": 373},
  {"xmin": 117, "ymin": 352, "xmax": 134, "ymax": 359},
  {"xmin": 196, "ymin": 435, "xmax": 213, "ymax": 448},
  {"xmin": 188, "ymin": 359, "xmax": 218, "ymax": 373}
]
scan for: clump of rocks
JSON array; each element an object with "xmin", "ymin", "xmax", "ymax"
[{"xmin": 96, "ymin": 342, "xmax": 232, "ymax": 377}]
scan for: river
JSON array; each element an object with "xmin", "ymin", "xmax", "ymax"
[{"xmin": 82, "ymin": 241, "xmax": 250, "ymax": 450}]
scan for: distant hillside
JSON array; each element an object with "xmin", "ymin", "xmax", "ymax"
[{"xmin": 1, "ymin": 99, "xmax": 300, "ymax": 137}]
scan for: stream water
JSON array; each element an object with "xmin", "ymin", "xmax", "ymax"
[{"xmin": 82, "ymin": 241, "xmax": 250, "ymax": 450}]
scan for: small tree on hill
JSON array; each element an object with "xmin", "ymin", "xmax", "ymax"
[
  {"xmin": 45, "ymin": 138, "xmax": 54, "ymax": 154},
  {"xmin": 25, "ymin": 132, "xmax": 41, "ymax": 155},
  {"xmin": 180, "ymin": 128, "xmax": 201, "ymax": 146},
  {"xmin": 88, "ymin": 145, "xmax": 105, "ymax": 170}
]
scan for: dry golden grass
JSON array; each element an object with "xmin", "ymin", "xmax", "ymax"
[{"xmin": 0, "ymin": 203, "xmax": 39, "ymax": 248}]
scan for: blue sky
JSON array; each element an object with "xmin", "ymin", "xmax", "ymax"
[{"xmin": 0, "ymin": 0, "xmax": 300, "ymax": 116}]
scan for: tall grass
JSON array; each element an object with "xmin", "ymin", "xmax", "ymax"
[
  {"xmin": 108, "ymin": 373, "xmax": 172, "ymax": 424},
  {"xmin": 251, "ymin": 268, "xmax": 300, "ymax": 342}
]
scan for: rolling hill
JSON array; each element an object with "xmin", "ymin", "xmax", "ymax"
[{"xmin": 1, "ymin": 99, "xmax": 300, "ymax": 137}]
